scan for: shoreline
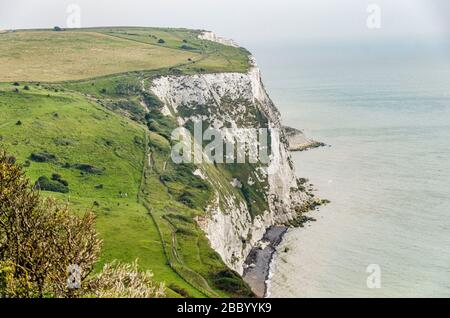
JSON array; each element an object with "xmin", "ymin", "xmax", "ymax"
[
  {"xmin": 242, "ymin": 196, "xmax": 325, "ymax": 297},
  {"xmin": 241, "ymin": 129, "xmax": 327, "ymax": 298},
  {"xmin": 242, "ymin": 226, "xmax": 289, "ymax": 298}
]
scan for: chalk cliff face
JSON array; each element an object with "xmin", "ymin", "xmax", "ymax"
[
  {"xmin": 198, "ymin": 31, "xmax": 240, "ymax": 48},
  {"xmin": 149, "ymin": 34, "xmax": 307, "ymax": 274}
]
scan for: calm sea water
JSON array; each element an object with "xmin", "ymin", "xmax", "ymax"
[{"xmin": 251, "ymin": 40, "xmax": 450, "ymax": 297}]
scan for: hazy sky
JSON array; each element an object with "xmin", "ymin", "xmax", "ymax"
[{"xmin": 1, "ymin": 0, "xmax": 449, "ymax": 46}]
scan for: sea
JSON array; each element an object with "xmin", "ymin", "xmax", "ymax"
[{"xmin": 249, "ymin": 38, "xmax": 450, "ymax": 297}]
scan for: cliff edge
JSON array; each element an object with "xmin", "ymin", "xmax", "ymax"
[{"xmin": 150, "ymin": 33, "xmax": 311, "ymax": 281}]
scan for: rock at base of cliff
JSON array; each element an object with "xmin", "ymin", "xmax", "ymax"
[{"xmin": 283, "ymin": 126, "xmax": 326, "ymax": 152}]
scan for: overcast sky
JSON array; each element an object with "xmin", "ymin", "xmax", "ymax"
[{"xmin": 1, "ymin": 0, "xmax": 449, "ymax": 46}]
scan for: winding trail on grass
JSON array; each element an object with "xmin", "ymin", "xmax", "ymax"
[{"xmin": 139, "ymin": 132, "xmax": 219, "ymax": 297}]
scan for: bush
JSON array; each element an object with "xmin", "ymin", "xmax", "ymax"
[
  {"xmin": 178, "ymin": 191, "xmax": 195, "ymax": 209},
  {"xmin": 142, "ymin": 92, "xmax": 163, "ymax": 110},
  {"xmin": 16, "ymin": 120, "xmax": 22, "ymax": 126},
  {"xmin": 35, "ymin": 176, "xmax": 69, "ymax": 193},
  {"xmin": 114, "ymin": 83, "xmax": 138, "ymax": 96},
  {"xmin": 24, "ymin": 86, "xmax": 30, "ymax": 91},
  {"xmin": 160, "ymin": 174, "xmax": 173, "ymax": 183},
  {"xmin": 166, "ymin": 213, "xmax": 194, "ymax": 224},
  {"xmin": 157, "ymin": 38, "xmax": 165, "ymax": 44},
  {"xmin": 13, "ymin": 82, "xmax": 20, "ymax": 86},
  {"xmin": 213, "ymin": 269, "xmax": 254, "ymax": 297},
  {"xmin": 175, "ymin": 227, "xmax": 195, "ymax": 236},
  {"xmin": 73, "ymin": 163, "xmax": 104, "ymax": 175},
  {"xmin": 180, "ymin": 44, "xmax": 195, "ymax": 51},
  {"xmin": 58, "ymin": 179, "xmax": 69, "ymax": 187},
  {"xmin": 168, "ymin": 284, "xmax": 191, "ymax": 298},
  {"xmin": 50, "ymin": 173, "xmax": 69, "ymax": 188},
  {"xmin": 87, "ymin": 261, "xmax": 165, "ymax": 298},
  {"xmin": 30, "ymin": 152, "xmax": 57, "ymax": 163}
]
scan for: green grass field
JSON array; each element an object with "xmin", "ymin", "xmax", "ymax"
[
  {"xmin": 0, "ymin": 27, "xmax": 250, "ymax": 82},
  {"xmin": 0, "ymin": 27, "xmax": 254, "ymax": 298}
]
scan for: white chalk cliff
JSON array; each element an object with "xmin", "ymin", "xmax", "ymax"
[{"xmin": 149, "ymin": 33, "xmax": 308, "ymax": 274}]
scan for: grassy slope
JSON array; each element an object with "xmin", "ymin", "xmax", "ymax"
[
  {"xmin": 0, "ymin": 27, "xmax": 254, "ymax": 298},
  {"xmin": 0, "ymin": 83, "xmax": 204, "ymax": 297},
  {"xmin": 0, "ymin": 28, "xmax": 250, "ymax": 82}
]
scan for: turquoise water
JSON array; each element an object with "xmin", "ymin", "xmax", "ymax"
[{"xmin": 252, "ymin": 41, "xmax": 450, "ymax": 297}]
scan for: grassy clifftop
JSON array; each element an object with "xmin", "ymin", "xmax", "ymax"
[
  {"xmin": 0, "ymin": 27, "xmax": 250, "ymax": 82},
  {"xmin": 0, "ymin": 27, "xmax": 254, "ymax": 298}
]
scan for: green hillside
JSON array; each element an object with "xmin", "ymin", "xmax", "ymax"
[
  {"xmin": 0, "ymin": 27, "xmax": 250, "ymax": 82},
  {"xmin": 0, "ymin": 27, "xmax": 253, "ymax": 298}
]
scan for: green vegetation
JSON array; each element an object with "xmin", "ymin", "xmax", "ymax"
[
  {"xmin": 0, "ymin": 151, "xmax": 164, "ymax": 298},
  {"xmin": 0, "ymin": 27, "xmax": 250, "ymax": 82},
  {"xmin": 0, "ymin": 27, "xmax": 254, "ymax": 298},
  {"xmin": 35, "ymin": 175, "xmax": 69, "ymax": 193}
]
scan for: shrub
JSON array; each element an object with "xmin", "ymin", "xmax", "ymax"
[
  {"xmin": 133, "ymin": 136, "xmax": 143, "ymax": 146},
  {"xmin": 61, "ymin": 162, "xmax": 71, "ymax": 169},
  {"xmin": 168, "ymin": 284, "xmax": 191, "ymax": 298},
  {"xmin": 166, "ymin": 213, "xmax": 193, "ymax": 224},
  {"xmin": 213, "ymin": 269, "xmax": 254, "ymax": 297},
  {"xmin": 16, "ymin": 120, "xmax": 22, "ymax": 126},
  {"xmin": 13, "ymin": 82, "xmax": 20, "ymax": 86},
  {"xmin": 142, "ymin": 92, "xmax": 163, "ymax": 110},
  {"xmin": 73, "ymin": 163, "xmax": 104, "ymax": 175},
  {"xmin": 180, "ymin": 44, "xmax": 195, "ymax": 51},
  {"xmin": 87, "ymin": 261, "xmax": 165, "ymax": 298},
  {"xmin": 114, "ymin": 83, "xmax": 138, "ymax": 96},
  {"xmin": 35, "ymin": 176, "xmax": 69, "ymax": 193},
  {"xmin": 30, "ymin": 152, "xmax": 56, "ymax": 163},
  {"xmin": 58, "ymin": 179, "xmax": 69, "ymax": 187},
  {"xmin": 24, "ymin": 86, "xmax": 30, "ymax": 91},
  {"xmin": 175, "ymin": 227, "xmax": 195, "ymax": 236},
  {"xmin": 178, "ymin": 191, "xmax": 195, "ymax": 209},
  {"xmin": 157, "ymin": 38, "xmax": 165, "ymax": 44},
  {"xmin": 160, "ymin": 174, "xmax": 173, "ymax": 183}
]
